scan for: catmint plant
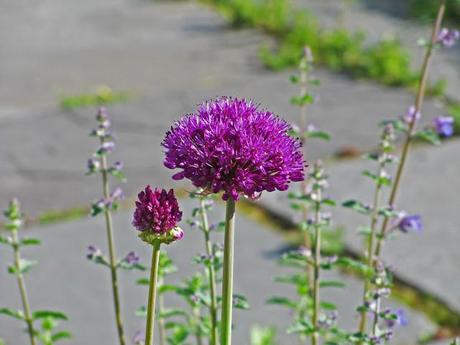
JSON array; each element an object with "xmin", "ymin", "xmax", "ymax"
[
  {"xmin": 132, "ymin": 186, "xmax": 184, "ymax": 345},
  {"xmin": 0, "ymin": 199, "xmax": 70, "ymax": 345},
  {"xmin": 86, "ymin": 107, "xmax": 136, "ymax": 345},
  {"xmin": 271, "ymin": 161, "xmax": 339, "ymax": 345},
  {"xmin": 162, "ymin": 97, "xmax": 305, "ymax": 345},
  {"xmin": 289, "ymin": 46, "xmax": 329, "ymax": 299}
]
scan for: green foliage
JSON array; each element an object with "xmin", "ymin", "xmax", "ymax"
[
  {"xmin": 409, "ymin": 0, "xmax": 460, "ymax": 23},
  {"xmin": 37, "ymin": 207, "xmax": 88, "ymax": 226},
  {"xmin": 206, "ymin": 0, "xmax": 425, "ymax": 89},
  {"xmin": 250, "ymin": 325, "xmax": 277, "ymax": 345},
  {"xmin": 59, "ymin": 86, "xmax": 130, "ymax": 110}
]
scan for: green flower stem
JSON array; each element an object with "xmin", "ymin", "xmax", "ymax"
[
  {"xmin": 371, "ymin": 298, "xmax": 381, "ymax": 336},
  {"xmin": 358, "ymin": 163, "xmax": 385, "ymax": 335},
  {"xmin": 158, "ymin": 285, "xmax": 167, "ymax": 345},
  {"xmin": 193, "ymin": 306, "xmax": 204, "ymax": 345},
  {"xmin": 312, "ymin": 193, "xmax": 322, "ymax": 345},
  {"xmin": 375, "ymin": 0, "xmax": 446, "ymax": 257},
  {"xmin": 298, "ymin": 55, "xmax": 315, "ymax": 297},
  {"xmin": 220, "ymin": 198, "xmax": 236, "ymax": 345},
  {"xmin": 199, "ymin": 198, "xmax": 219, "ymax": 345},
  {"xmin": 100, "ymin": 147, "xmax": 126, "ymax": 345},
  {"xmin": 145, "ymin": 241, "xmax": 162, "ymax": 345},
  {"xmin": 11, "ymin": 230, "xmax": 37, "ymax": 345}
]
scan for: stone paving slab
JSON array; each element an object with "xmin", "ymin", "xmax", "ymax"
[
  {"xmin": 0, "ymin": 198, "xmax": 434, "ymax": 344},
  {"xmin": 260, "ymin": 139, "xmax": 460, "ymax": 316},
  {"xmin": 0, "ymin": 0, "xmax": 446, "ymax": 216}
]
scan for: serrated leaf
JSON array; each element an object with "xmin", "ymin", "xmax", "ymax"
[
  {"xmin": 33, "ymin": 310, "xmax": 68, "ymax": 321},
  {"xmin": 0, "ymin": 308, "xmax": 25, "ymax": 320}
]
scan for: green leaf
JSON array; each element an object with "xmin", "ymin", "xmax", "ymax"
[
  {"xmin": 289, "ymin": 75, "xmax": 300, "ymax": 84},
  {"xmin": 51, "ymin": 331, "xmax": 72, "ymax": 342},
  {"xmin": 266, "ymin": 296, "xmax": 297, "ymax": 309},
  {"xmin": 290, "ymin": 94, "xmax": 314, "ymax": 106},
  {"xmin": 135, "ymin": 306, "xmax": 147, "ymax": 317},
  {"xmin": 320, "ymin": 280, "xmax": 345, "ymax": 289},
  {"xmin": 0, "ymin": 235, "xmax": 10, "ymax": 245},
  {"xmin": 0, "ymin": 307, "xmax": 25, "ymax": 320},
  {"xmin": 322, "ymin": 198, "xmax": 336, "ymax": 206},
  {"xmin": 337, "ymin": 257, "xmax": 374, "ymax": 277},
  {"xmin": 159, "ymin": 284, "xmax": 179, "ymax": 294},
  {"xmin": 342, "ymin": 200, "xmax": 371, "ymax": 215},
  {"xmin": 274, "ymin": 274, "xmax": 305, "ymax": 285},
  {"xmin": 233, "ymin": 294, "xmax": 250, "ymax": 310},
  {"xmin": 320, "ymin": 301, "xmax": 337, "ymax": 310},
  {"xmin": 33, "ymin": 310, "xmax": 68, "ymax": 321},
  {"xmin": 8, "ymin": 259, "xmax": 37, "ymax": 274},
  {"xmin": 414, "ymin": 129, "xmax": 441, "ymax": 145},
  {"xmin": 136, "ymin": 278, "xmax": 149, "ymax": 286},
  {"xmin": 306, "ymin": 130, "xmax": 331, "ymax": 141},
  {"xmin": 19, "ymin": 238, "xmax": 41, "ymax": 246},
  {"xmin": 159, "ymin": 308, "xmax": 188, "ymax": 319},
  {"xmin": 287, "ymin": 319, "xmax": 314, "ymax": 335}
]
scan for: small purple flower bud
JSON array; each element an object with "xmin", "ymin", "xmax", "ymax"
[
  {"xmin": 171, "ymin": 227, "xmax": 184, "ymax": 241},
  {"xmin": 386, "ymin": 309, "xmax": 408, "ymax": 328},
  {"xmin": 99, "ymin": 141, "xmax": 115, "ymax": 154},
  {"xmin": 433, "ymin": 116, "xmax": 455, "ymax": 138},
  {"xmin": 111, "ymin": 187, "xmax": 124, "ymax": 201},
  {"xmin": 96, "ymin": 107, "xmax": 111, "ymax": 129},
  {"xmin": 87, "ymin": 245, "xmax": 102, "ymax": 260},
  {"xmin": 132, "ymin": 330, "xmax": 145, "ymax": 345},
  {"xmin": 437, "ymin": 28, "xmax": 460, "ymax": 48},
  {"xmin": 403, "ymin": 106, "xmax": 421, "ymax": 124},
  {"xmin": 306, "ymin": 124, "xmax": 317, "ymax": 132},
  {"xmin": 123, "ymin": 251, "xmax": 140, "ymax": 265},
  {"xmin": 298, "ymin": 246, "xmax": 312, "ymax": 257},
  {"xmin": 87, "ymin": 158, "xmax": 101, "ymax": 173},
  {"xmin": 113, "ymin": 161, "xmax": 124, "ymax": 171},
  {"xmin": 398, "ymin": 214, "xmax": 422, "ymax": 233}
]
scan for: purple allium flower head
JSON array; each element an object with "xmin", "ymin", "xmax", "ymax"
[
  {"xmin": 433, "ymin": 116, "xmax": 455, "ymax": 137},
  {"xmin": 162, "ymin": 97, "xmax": 305, "ymax": 201},
  {"xmin": 437, "ymin": 28, "xmax": 460, "ymax": 48},
  {"xmin": 403, "ymin": 105, "xmax": 421, "ymax": 124},
  {"xmin": 397, "ymin": 214, "xmax": 422, "ymax": 233},
  {"xmin": 133, "ymin": 186, "xmax": 182, "ymax": 234},
  {"xmin": 123, "ymin": 251, "xmax": 140, "ymax": 265}
]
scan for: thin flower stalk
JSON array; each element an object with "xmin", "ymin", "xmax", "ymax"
[
  {"xmin": 158, "ymin": 283, "xmax": 167, "ymax": 345},
  {"xmin": 99, "ymin": 135, "xmax": 126, "ymax": 345},
  {"xmin": 375, "ymin": 0, "xmax": 446, "ymax": 256},
  {"xmin": 11, "ymin": 225, "xmax": 37, "ymax": 345},
  {"xmin": 199, "ymin": 197, "xmax": 219, "ymax": 345},
  {"xmin": 221, "ymin": 198, "xmax": 236, "ymax": 345}
]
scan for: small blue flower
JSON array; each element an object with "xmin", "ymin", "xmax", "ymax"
[
  {"xmin": 433, "ymin": 116, "xmax": 455, "ymax": 138},
  {"xmin": 398, "ymin": 214, "xmax": 422, "ymax": 233}
]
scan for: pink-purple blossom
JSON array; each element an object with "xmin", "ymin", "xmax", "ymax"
[
  {"xmin": 437, "ymin": 28, "xmax": 460, "ymax": 48},
  {"xmin": 162, "ymin": 97, "xmax": 305, "ymax": 200},
  {"xmin": 132, "ymin": 186, "xmax": 182, "ymax": 234}
]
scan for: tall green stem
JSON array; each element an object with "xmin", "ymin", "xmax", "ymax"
[
  {"xmin": 375, "ymin": 0, "xmax": 446, "ymax": 257},
  {"xmin": 220, "ymin": 198, "xmax": 236, "ymax": 345},
  {"xmin": 12, "ymin": 230, "xmax": 37, "ymax": 345},
  {"xmin": 312, "ymin": 194, "xmax": 322, "ymax": 345},
  {"xmin": 145, "ymin": 241, "xmax": 162, "ymax": 345},
  {"xmin": 200, "ymin": 198, "xmax": 219, "ymax": 345},
  {"xmin": 100, "ymin": 147, "xmax": 126, "ymax": 345},
  {"xmin": 357, "ymin": 163, "xmax": 384, "ymax": 334}
]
